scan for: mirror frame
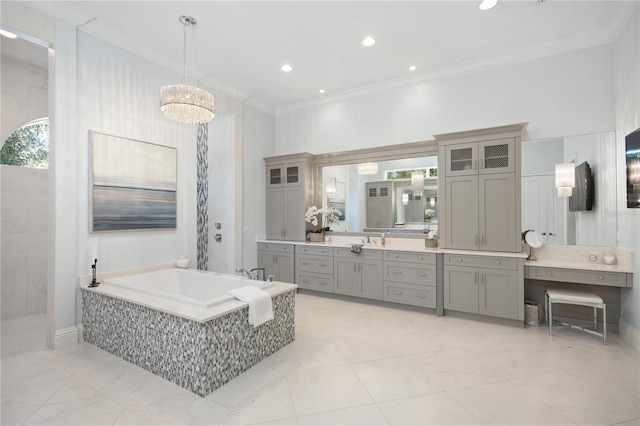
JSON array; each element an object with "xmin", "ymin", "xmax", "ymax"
[{"xmin": 312, "ymin": 139, "xmax": 440, "ymax": 233}]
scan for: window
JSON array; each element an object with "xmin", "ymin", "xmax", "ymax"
[
  {"xmin": 0, "ymin": 118, "xmax": 49, "ymax": 168},
  {"xmin": 385, "ymin": 167, "xmax": 437, "ymax": 180}
]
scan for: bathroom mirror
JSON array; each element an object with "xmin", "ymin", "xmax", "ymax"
[{"xmin": 521, "ymin": 131, "xmax": 617, "ymax": 247}]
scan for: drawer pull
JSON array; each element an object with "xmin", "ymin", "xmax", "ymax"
[
  {"xmin": 394, "ymin": 254, "xmax": 399, "ymax": 258},
  {"xmin": 301, "ymin": 279, "xmax": 309, "ymax": 283},
  {"xmin": 319, "ymin": 263, "xmax": 328, "ymax": 267},
  {"xmin": 458, "ymin": 258, "xmax": 463, "ymax": 262},
  {"xmin": 419, "ymin": 256, "xmax": 423, "ymax": 260},
  {"xmin": 416, "ymin": 294, "xmax": 427, "ymax": 299},
  {"xmin": 391, "ymin": 290, "xmax": 403, "ymax": 296},
  {"xmin": 416, "ymin": 272, "xmax": 427, "ymax": 277},
  {"xmin": 546, "ymin": 271, "xmax": 552, "ymax": 276},
  {"xmin": 495, "ymin": 260, "xmax": 501, "ymax": 265},
  {"xmin": 392, "ymin": 270, "xmax": 403, "ymax": 275},
  {"xmin": 598, "ymin": 275, "xmax": 604, "ymax": 280},
  {"xmin": 319, "ymin": 281, "xmax": 328, "ymax": 286},
  {"xmin": 302, "ymin": 261, "xmax": 310, "ymax": 266}
]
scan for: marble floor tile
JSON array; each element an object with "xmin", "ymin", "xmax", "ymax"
[
  {"xmin": 295, "ymin": 341, "xmax": 348, "ymax": 371},
  {"xmin": 297, "ymin": 404, "xmax": 389, "ymax": 425},
  {"xmin": 448, "ymin": 381, "xmax": 574, "ymax": 425},
  {"xmin": 225, "ymin": 379, "xmax": 295, "ymax": 425},
  {"xmin": 332, "ymin": 335, "xmax": 404, "ymax": 363},
  {"xmin": 511, "ymin": 366, "xmax": 640, "ymax": 425},
  {"xmin": 253, "ymin": 416, "xmax": 298, "ymax": 425},
  {"xmin": 286, "ymin": 364, "xmax": 374, "ymax": 416},
  {"xmin": 121, "ymin": 375, "xmax": 198, "ymax": 417},
  {"xmin": 1, "ymin": 365, "xmax": 74, "ymax": 409},
  {"xmin": 377, "ymin": 392, "xmax": 480, "ymax": 425},
  {"xmin": 23, "ymin": 396, "xmax": 126, "ymax": 425},
  {"xmin": 163, "ymin": 396, "xmax": 230, "ymax": 425},
  {"xmin": 1, "ymin": 405, "xmax": 41, "ymax": 426},
  {"xmin": 350, "ymin": 356, "xmax": 442, "ymax": 402},
  {"xmin": 206, "ymin": 365, "xmax": 285, "ymax": 408}
]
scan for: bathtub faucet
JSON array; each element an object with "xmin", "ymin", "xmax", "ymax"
[{"xmin": 235, "ymin": 267, "xmax": 266, "ymax": 281}]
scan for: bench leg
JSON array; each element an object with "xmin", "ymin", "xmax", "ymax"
[
  {"xmin": 603, "ymin": 303, "xmax": 607, "ymax": 345},
  {"xmin": 593, "ymin": 306, "xmax": 597, "ymax": 332},
  {"xmin": 549, "ymin": 298, "xmax": 553, "ymax": 336}
]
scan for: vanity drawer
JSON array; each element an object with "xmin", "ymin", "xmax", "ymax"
[
  {"xmin": 258, "ymin": 242, "xmax": 294, "ymax": 253},
  {"xmin": 296, "ymin": 246, "xmax": 334, "ymax": 256},
  {"xmin": 335, "ymin": 248, "xmax": 383, "ymax": 260},
  {"xmin": 296, "ymin": 254, "xmax": 334, "ymax": 274},
  {"xmin": 296, "ymin": 272, "xmax": 334, "ymax": 293},
  {"xmin": 444, "ymin": 254, "xmax": 517, "ymax": 270},
  {"xmin": 384, "ymin": 261, "xmax": 436, "ymax": 286},
  {"xmin": 384, "ymin": 251, "xmax": 436, "ymax": 265},
  {"xmin": 383, "ymin": 282, "xmax": 436, "ymax": 308},
  {"xmin": 526, "ymin": 266, "xmax": 629, "ymax": 288}
]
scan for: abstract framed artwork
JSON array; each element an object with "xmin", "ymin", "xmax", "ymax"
[{"xmin": 90, "ymin": 131, "xmax": 177, "ymax": 232}]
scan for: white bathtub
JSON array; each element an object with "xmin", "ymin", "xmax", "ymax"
[{"xmin": 103, "ymin": 268, "xmax": 275, "ymax": 308}]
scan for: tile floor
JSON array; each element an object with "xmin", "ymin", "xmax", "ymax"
[{"xmin": 1, "ymin": 292, "xmax": 639, "ymax": 425}]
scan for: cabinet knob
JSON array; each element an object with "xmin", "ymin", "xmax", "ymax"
[
  {"xmin": 496, "ymin": 260, "xmax": 500, "ymax": 265},
  {"xmin": 321, "ymin": 250, "xmax": 325, "ymax": 253},
  {"xmin": 598, "ymin": 275, "xmax": 604, "ymax": 280},
  {"xmin": 419, "ymin": 256, "xmax": 423, "ymax": 260},
  {"xmin": 458, "ymin": 258, "xmax": 463, "ymax": 262},
  {"xmin": 546, "ymin": 271, "xmax": 552, "ymax": 276},
  {"xmin": 394, "ymin": 254, "xmax": 398, "ymax": 258}
]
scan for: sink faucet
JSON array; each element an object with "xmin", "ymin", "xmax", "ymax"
[
  {"xmin": 236, "ymin": 268, "xmax": 254, "ymax": 279},
  {"xmin": 362, "ymin": 235, "xmax": 371, "ymax": 244}
]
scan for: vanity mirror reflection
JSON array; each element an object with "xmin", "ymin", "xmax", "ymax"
[{"xmin": 312, "ymin": 130, "xmax": 617, "ymax": 247}]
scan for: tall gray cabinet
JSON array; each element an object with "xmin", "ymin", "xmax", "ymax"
[
  {"xmin": 264, "ymin": 153, "xmax": 314, "ymax": 241},
  {"xmin": 365, "ymin": 181, "xmax": 395, "ymax": 228}
]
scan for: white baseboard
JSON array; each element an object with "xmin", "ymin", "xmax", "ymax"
[
  {"xmin": 54, "ymin": 324, "xmax": 83, "ymax": 349},
  {"xmin": 620, "ymin": 318, "xmax": 640, "ymax": 350}
]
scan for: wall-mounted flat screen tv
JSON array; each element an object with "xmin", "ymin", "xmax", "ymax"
[
  {"xmin": 569, "ymin": 161, "xmax": 593, "ymax": 212},
  {"xmin": 626, "ymin": 127, "xmax": 640, "ymax": 208}
]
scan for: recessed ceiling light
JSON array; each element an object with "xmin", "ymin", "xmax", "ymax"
[
  {"xmin": 319, "ymin": 89, "xmax": 325, "ymax": 94},
  {"xmin": 362, "ymin": 36, "xmax": 376, "ymax": 47},
  {"xmin": 0, "ymin": 29, "xmax": 17, "ymax": 39},
  {"xmin": 479, "ymin": 0, "xmax": 497, "ymax": 10},
  {"xmin": 281, "ymin": 64, "xmax": 293, "ymax": 72},
  {"xmin": 409, "ymin": 65, "xmax": 417, "ymax": 71}
]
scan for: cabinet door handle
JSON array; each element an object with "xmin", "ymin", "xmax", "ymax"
[
  {"xmin": 481, "ymin": 234, "xmax": 485, "ymax": 246},
  {"xmin": 416, "ymin": 294, "xmax": 427, "ymax": 299},
  {"xmin": 473, "ymin": 159, "xmax": 477, "ymax": 170},
  {"xmin": 480, "ymin": 158, "xmax": 484, "ymax": 170},
  {"xmin": 358, "ymin": 263, "xmax": 361, "ymax": 273},
  {"xmin": 391, "ymin": 290, "xmax": 403, "ymax": 296},
  {"xmin": 353, "ymin": 263, "xmax": 356, "ymax": 273},
  {"xmin": 475, "ymin": 273, "xmax": 478, "ymax": 284},
  {"xmin": 480, "ymin": 274, "xmax": 484, "ymax": 286},
  {"xmin": 475, "ymin": 235, "xmax": 478, "ymax": 245}
]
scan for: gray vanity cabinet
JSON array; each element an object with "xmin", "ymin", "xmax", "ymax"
[
  {"xmin": 443, "ymin": 254, "xmax": 520, "ymax": 320},
  {"xmin": 365, "ymin": 182, "xmax": 395, "ymax": 229},
  {"xmin": 257, "ymin": 243, "xmax": 294, "ymax": 283},
  {"xmin": 442, "ymin": 138, "xmax": 518, "ymax": 252},
  {"xmin": 382, "ymin": 251, "xmax": 437, "ymax": 308},
  {"xmin": 334, "ymin": 248, "xmax": 383, "ymax": 300},
  {"xmin": 264, "ymin": 154, "xmax": 314, "ymax": 241},
  {"xmin": 295, "ymin": 246, "xmax": 334, "ymax": 293}
]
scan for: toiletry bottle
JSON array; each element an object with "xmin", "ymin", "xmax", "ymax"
[{"xmin": 381, "ymin": 233, "xmax": 385, "ymax": 247}]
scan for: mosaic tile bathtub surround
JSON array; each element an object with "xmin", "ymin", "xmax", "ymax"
[{"xmin": 81, "ymin": 289, "xmax": 296, "ymax": 396}]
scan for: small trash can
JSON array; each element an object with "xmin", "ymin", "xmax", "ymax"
[{"xmin": 525, "ymin": 300, "xmax": 541, "ymax": 326}]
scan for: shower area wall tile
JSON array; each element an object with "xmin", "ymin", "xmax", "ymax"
[{"xmin": 1, "ymin": 191, "xmax": 28, "ymax": 235}]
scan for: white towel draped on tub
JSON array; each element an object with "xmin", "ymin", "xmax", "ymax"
[{"xmin": 226, "ymin": 286, "xmax": 274, "ymax": 327}]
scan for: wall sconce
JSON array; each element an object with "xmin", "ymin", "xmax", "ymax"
[
  {"xmin": 357, "ymin": 162, "xmax": 378, "ymax": 175},
  {"xmin": 326, "ymin": 177, "xmax": 337, "ymax": 197},
  {"xmin": 402, "ymin": 193, "xmax": 409, "ymax": 205},
  {"xmin": 555, "ymin": 163, "xmax": 575, "ymax": 197},
  {"xmin": 411, "ymin": 171, "xmax": 424, "ymax": 196},
  {"xmin": 429, "ymin": 197, "xmax": 436, "ymax": 207}
]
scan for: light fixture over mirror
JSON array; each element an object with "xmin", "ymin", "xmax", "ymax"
[
  {"xmin": 411, "ymin": 171, "xmax": 424, "ymax": 196},
  {"xmin": 161, "ymin": 15, "xmax": 215, "ymax": 124},
  {"xmin": 555, "ymin": 162, "xmax": 575, "ymax": 197},
  {"xmin": 326, "ymin": 177, "xmax": 337, "ymax": 197},
  {"xmin": 357, "ymin": 162, "xmax": 378, "ymax": 175}
]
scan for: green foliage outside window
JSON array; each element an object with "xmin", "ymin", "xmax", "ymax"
[
  {"xmin": 386, "ymin": 167, "xmax": 437, "ymax": 180},
  {"xmin": 0, "ymin": 119, "xmax": 49, "ymax": 169}
]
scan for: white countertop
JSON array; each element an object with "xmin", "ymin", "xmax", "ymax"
[
  {"xmin": 525, "ymin": 259, "xmax": 633, "ymax": 273},
  {"xmin": 82, "ymin": 280, "xmax": 298, "ymax": 323}
]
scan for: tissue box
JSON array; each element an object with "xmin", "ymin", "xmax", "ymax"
[{"xmin": 425, "ymin": 238, "xmax": 438, "ymax": 248}]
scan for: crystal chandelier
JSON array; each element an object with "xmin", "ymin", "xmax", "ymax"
[
  {"xmin": 411, "ymin": 171, "xmax": 424, "ymax": 196},
  {"xmin": 161, "ymin": 16, "xmax": 214, "ymax": 124},
  {"xmin": 357, "ymin": 162, "xmax": 378, "ymax": 175}
]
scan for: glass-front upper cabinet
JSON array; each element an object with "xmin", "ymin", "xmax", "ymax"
[
  {"xmin": 445, "ymin": 138, "xmax": 515, "ymax": 176},
  {"xmin": 267, "ymin": 163, "xmax": 303, "ymax": 187}
]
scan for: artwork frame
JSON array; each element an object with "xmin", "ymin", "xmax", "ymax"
[{"xmin": 90, "ymin": 131, "xmax": 177, "ymax": 232}]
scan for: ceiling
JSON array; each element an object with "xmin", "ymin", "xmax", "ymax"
[{"xmin": 9, "ymin": 1, "xmax": 640, "ymax": 114}]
